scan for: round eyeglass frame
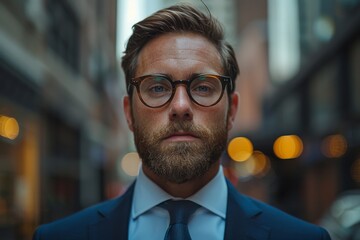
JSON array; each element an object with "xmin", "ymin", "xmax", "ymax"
[{"xmin": 128, "ymin": 73, "xmax": 233, "ymax": 108}]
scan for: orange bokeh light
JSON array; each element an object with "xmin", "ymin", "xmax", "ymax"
[
  {"xmin": 227, "ymin": 137, "xmax": 253, "ymax": 162},
  {"xmin": 273, "ymin": 135, "xmax": 303, "ymax": 160}
]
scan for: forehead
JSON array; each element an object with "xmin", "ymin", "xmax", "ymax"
[{"xmin": 135, "ymin": 32, "xmax": 223, "ymax": 77}]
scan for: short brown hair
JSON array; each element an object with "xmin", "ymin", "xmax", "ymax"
[{"xmin": 121, "ymin": 4, "xmax": 239, "ymax": 96}]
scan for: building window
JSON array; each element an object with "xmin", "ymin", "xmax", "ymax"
[
  {"xmin": 279, "ymin": 93, "xmax": 301, "ymax": 132},
  {"xmin": 350, "ymin": 37, "xmax": 360, "ymax": 116},
  {"xmin": 309, "ymin": 60, "xmax": 339, "ymax": 134},
  {"xmin": 46, "ymin": 0, "xmax": 79, "ymax": 72}
]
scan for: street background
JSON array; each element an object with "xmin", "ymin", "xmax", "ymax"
[{"xmin": 0, "ymin": 0, "xmax": 359, "ymax": 239}]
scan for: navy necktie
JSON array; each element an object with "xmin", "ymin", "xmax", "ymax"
[{"xmin": 159, "ymin": 200, "xmax": 200, "ymax": 240}]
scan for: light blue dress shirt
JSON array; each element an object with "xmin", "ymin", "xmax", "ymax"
[{"xmin": 128, "ymin": 166, "xmax": 228, "ymax": 240}]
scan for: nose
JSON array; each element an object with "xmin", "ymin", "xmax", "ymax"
[{"xmin": 168, "ymin": 85, "xmax": 193, "ymax": 121}]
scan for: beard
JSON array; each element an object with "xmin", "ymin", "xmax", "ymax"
[{"xmin": 133, "ymin": 119, "xmax": 228, "ymax": 184}]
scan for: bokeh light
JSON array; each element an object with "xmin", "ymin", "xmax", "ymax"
[
  {"xmin": 227, "ymin": 137, "xmax": 253, "ymax": 162},
  {"xmin": 248, "ymin": 151, "xmax": 270, "ymax": 176},
  {"xmin": 121, "ymin": 152, "xmax": 141, "ymax": 177},
  {"xmin": 273, "ymin": 135, "xmax": 303, "ymax": 159},
  {"xmin": 234, "ymin": 150, "xmax": 271, "ymax": 178},
  {"xmin": 0, "ymin": 115, "xmax": 20, "ymax": 140},
  {"xmin": 321, "ymin": 134, "xmax": 347, "ymax": 158}
]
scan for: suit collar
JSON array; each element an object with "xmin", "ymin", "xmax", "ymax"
[
  {"xmin": 224, "ymin": 180, "xmax": 270, "ymax": 240},
  {"xmin": 87, "ymin": 180, "xmax": 271, "ymax": 240},
  {"xmin": 89, "ymin": 183, "xmax": 135, "ymax": 240}
]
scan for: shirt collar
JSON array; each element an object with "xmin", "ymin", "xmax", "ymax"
[
  {"xmin": 131, "ymin": 165, "xmax": 228, "ymax": 220},
  {"xmin": 187, "ymin": 166, "xmax": 227, "ymax": 219}
]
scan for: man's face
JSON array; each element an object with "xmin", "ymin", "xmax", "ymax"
[{"xmin": 124, "ymin": 32, "xmax": 238, "ymax": 184}]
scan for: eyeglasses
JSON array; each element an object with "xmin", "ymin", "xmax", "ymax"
[{"xmin": 129, "ymin": 74, "xmax": 233, "ymax": 108}]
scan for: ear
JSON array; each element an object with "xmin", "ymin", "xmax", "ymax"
[
  {"xmin": 227, "ymin": 92, "xmax": 239, "ymax": 131},
  {"xmin": 123, "ymin": 95, "xmax": 134, "ymax": 132}
]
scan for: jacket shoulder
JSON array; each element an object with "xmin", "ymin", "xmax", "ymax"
[
  {"xmin": 226, "ymin": 181, "xmax": 330, "ymax": 239},
  {"xmin": 33, "ymin": 182, "xmax": 136, "ymax": 240},
  {"xmin": 245, "ymin": 195, "xmax": 331, "ymax": 239},
  {"xmin": 33, "ymin": 197, "xmax": 121, "ymax": 240}
]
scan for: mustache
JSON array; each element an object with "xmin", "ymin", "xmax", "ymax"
[{"xmin": 157, "ymin": 121, "xmax": 209, "ymax": 140}]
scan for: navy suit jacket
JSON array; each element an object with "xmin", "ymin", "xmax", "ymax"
[{"xmin": 33, "ymin": 180, "xmax": 331, "ymax": 239}]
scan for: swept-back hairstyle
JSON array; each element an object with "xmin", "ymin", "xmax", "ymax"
[{"xmin": 121, "ymin": 4, "xmax": 239, "ymax": 96}]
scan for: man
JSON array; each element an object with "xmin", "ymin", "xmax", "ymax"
[{"xmin": 33, "ymin": 4, "xmax": 331, "ymax": 240}]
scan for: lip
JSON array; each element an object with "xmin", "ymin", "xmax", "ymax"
[{"xmin": 163, "ymin": 132, "xmax": 199, "ymax": 142}]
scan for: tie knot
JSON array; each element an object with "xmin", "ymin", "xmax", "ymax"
[{"xmin": 159, "ymin": 200, "xmax": 200, "ymax": 225}]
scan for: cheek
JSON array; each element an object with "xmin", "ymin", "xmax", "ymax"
[
  {"xmin": 214, "ymin": 99, "xmax": 229, "ymax": 122},
  {"xmin": 132, "ymin": 103, "xmax": 166, "ymax": 130},
  {"xmin": 198, "ymin": 107, "xmax": 228, "ymax": 129}
]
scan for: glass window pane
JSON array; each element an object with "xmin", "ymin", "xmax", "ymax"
[
  {"xmin": 309, "ymin": 60, "xmax": 339, "ymax": 133},
  {"xmin": 350, "ymin": 38, "xmax": 360, "ymax": 115}
]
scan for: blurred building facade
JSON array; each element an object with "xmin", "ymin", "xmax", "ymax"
[
  {"xmin": 264, "ymin": 0, "xmax": 360, "ymax": 225},
  {"xmin": 0, "ymin": 0, "xmax": 126, "ymax": 239},
  {"xmin": 229, "ymin": 0, "xmax": 360, "ymax": 232}
]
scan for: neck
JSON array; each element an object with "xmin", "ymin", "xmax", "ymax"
[{"xmin": 142, "ymin": 162, "xmax": 220, "ymax": 198}]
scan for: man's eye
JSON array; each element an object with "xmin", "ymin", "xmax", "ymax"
[
  {"xmin": 151, "ymin": 85, "xmax": 166, "ymax": 92},
  {"xmin": 192, "ymin": 82, "xmax": 216, "ymax": 95},
  {"xmin": 145, "ymin": 83, "xmax": 171, "ymax": 96},
  {"xmin": 194, "ymin": 85, "xmax": 210, "ymax": 92}
]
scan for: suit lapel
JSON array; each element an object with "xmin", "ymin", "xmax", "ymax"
[
  {"xmin": 224, "ymin": 180, "xmax": 270, "ymax": 240},
  {"xmin": 86, "ymin": 179, "xmax": 271, "ymax": 239},
  {"xmin": 89, "ymin": 183, "xmax": 135, "ymax": 240}
]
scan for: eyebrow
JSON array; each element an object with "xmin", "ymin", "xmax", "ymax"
[{"xmin": 151, "ymin": 72, "xmax": 204, "ymax": 81}]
